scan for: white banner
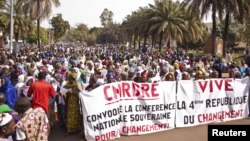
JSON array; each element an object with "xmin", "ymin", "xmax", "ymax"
[
  {"xmin": 176, "ymin": 78, "xmax": 250, "ymax": 127},
  {"xmin": 80, "ymin": 81, "xmax": 176, "ymax": 141}
]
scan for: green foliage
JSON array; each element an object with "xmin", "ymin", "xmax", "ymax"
[
  {"xmin": 0, "ymin": 14, "xmax": 8, "ymax": 32},
  {"xmin": 240, "ymin": 18, "xmax": 250, "ymax": 46},
  {"xmin": 86, "ymin": 33, "xmax": 96, "ymax": 46},
  {"xmin": 100, "ymin": 8, "xmax": 114, "ymax": 27},
  {"xmin": 27, "ymin": 27, "xmax": 48, "ymax": 44},
  {"xmin": 0, "ymin": 0, "xmax": 34, "ymax": 41},
  {"xmin": 51, "ymin": 13, "xmax": 70, "ymax": 42},
  {"xmin": 17, "ymin": 0, "xmax": 60, "ymax": 49},
  {"xmin": 96, "ymin": 23, "xmax": 127, "ymax": 45},
  {"xmin": 17, "ymin": 0, "xmax": 60, "ymax": 21},
  {"xmin": 64, "ymin": 23, "xmax": 89, "ymax": 43},
  {"xmin": 123, "ymin": 0, "xmax": 206, "ymax": 51}
]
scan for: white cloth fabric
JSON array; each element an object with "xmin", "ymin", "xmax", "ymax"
[
  {"xmin": 0, "ymin": 113, "xmax": 12, "ymax": 126},
  {"xmin": 16, "ymin": 128, "xmax": 26, "ymax": 140},
  {"xmin": 15, "ymin": 82, "xmax": 25, "ymax": 96},
  {"xmin": 0, "ymin": 136, "xmax": 13, "ymax": 141}
]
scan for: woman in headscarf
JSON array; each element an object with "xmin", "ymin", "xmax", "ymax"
[
  {"xmin": 182, "ymin": 72, "xmax": 191, "ymax": 80},
  {"xmin": 77, "ymin": 71, "xmax": 88, "ymax": 91},
  {"xmin": 15, "ymin": 74, "xmax": 25, "ymax": 96},
  {"xmin": 164, "ymin": 68, "xmax": 175, "ymax": 81},
  {"xmin": 140, "ymin": 70, "xmax": 149, "ymax": 83},
  {"xmin": 0, "ymin": 77, "xmax": 18, "ymax": 109},
  {"xmin": 210, "ymin": 70, "xmax": 219, "ymax": 78},
  {"xmin": 64, "ymin": 71, "xmax": 81, "ymax": 135},
  {"xmin": 195, "ymin": 70, "xmax": 205, "ymax": 80},
  {"xmin": 21, "ymin": 76, "xmax": 35, "ymax": 98},
  {"xmin": 164, "ymin": 72, "xmax": 175, "ymax": 81},
  {"xmin": 85, "ymin": 75, "xmax": 98, "ymax": 91}
]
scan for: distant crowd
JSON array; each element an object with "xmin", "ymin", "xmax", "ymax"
[{"xmin": 0, "ymin": 44, "xmax": 249, "ymax": 141}]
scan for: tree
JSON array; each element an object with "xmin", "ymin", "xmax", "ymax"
[
  {"xmin": 64, "ymin": 23, "xmax": 89, "ymax": 43},
  {"xmin": 0, "ymin": 0, "xmax": 7, "ymax": 30},
  {"xmin": 27, "ymin": 26, "xmax": 48, "ymax": 44},
  {"xmin": 17, "ymin": 0, "xmax": 60, "ymax": 51},
  {"xmin": 0, "ymin": 14, "xmax": 9, "ymax": 34},
  {"xmin": 148, "ymin": 0, "xmax": 188, "ymax": 52},
  {"xmin": 0, "ymin": 0, "xmax": 34, "ymax": 42},
  {"xmin": 90, "ymin": 27, "xmax": 103, "ymax": 44},
  {"xmin": 96, "ymin": 23, "xmax": 127, "ymax": 45},
  {"xmin": 123, "ymin": 7, "xmax": 157, "ymax": 50},
  {"xmin": 217, "ymin": 0, "xmax": 250, "ymax": 56},
  {"xmin": 85, "ymin": 33, "xmax": 96, "ymax": 46},
  {"xmin": 122, "ymin": 0, "xmax": 205, "ymax": 52},
  {"xmin": 182, "ymin": 0, "xmax": 218, "ymax": 55},
  {"xmin": 100, "ymin": 8, "xmax": 113, "ymax": 27},
  {"xmin": 51, "ymin": 13, "xmax": 70, "ymax": 42}
]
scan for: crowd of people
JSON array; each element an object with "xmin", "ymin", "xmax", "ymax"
[{"xmin": 0, "ymin": 44, "xmax": 249, "ymax": 141}]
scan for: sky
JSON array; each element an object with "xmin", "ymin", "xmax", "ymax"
[{"xmin": 41, "ymin": 0, "xmax": 155, "ymax": 28}]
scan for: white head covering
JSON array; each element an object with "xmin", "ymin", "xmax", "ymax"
[
  {"xmin": 18, "ymin": 74, "xmax": 25, "ymax": 83},
  {"xmin": 0, "ymin": 113, "xmax": 12, "ymax": 127}
]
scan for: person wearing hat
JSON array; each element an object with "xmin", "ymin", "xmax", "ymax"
[
  {"xmin": 0, "ymin": 113, "xmax": 15, "ymax": 141},
  {"xmin": 128, "ymin": 69, "xmax": 135, "ymax": 81},
  {"xmin": 0, "ymin": 93, "xmax": 11, "ymax": 114},
  {"xmin": 0, "ymin": 93, "xmax": 19, "ymax": 128}
]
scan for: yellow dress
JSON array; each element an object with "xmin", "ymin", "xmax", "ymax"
[{"xmin": 66, "ymin": 82, "xmax": 82, "ymax": 133}]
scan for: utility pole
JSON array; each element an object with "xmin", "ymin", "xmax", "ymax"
[
  {"xmin": 10, "ymin": 0, "xmax": 14, "ymax": 53},
  {"xmin": 48, "ymin": 20, "xmax": 51, "ymax": 44}
]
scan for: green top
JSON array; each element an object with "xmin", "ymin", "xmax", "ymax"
[{"xmin": 0, "ymin": 104, "xmax": 12, "ymax": 113}]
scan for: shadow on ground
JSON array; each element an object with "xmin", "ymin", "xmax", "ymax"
[
  {"xmin": 48, "ymin": 125, "xmax": 83, "ymax": 141},
  {"xmin": 49, "ymin": 119, "xmax": 250, "ymax": 141}
]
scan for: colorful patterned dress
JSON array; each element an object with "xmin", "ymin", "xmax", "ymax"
[
  {"xmin": 65, "ymin": 81, "xmax": 82, "ymax": 133},
  {"xmin": 16, "ymin": 108, "xmax": 49, "ymax": 141}
]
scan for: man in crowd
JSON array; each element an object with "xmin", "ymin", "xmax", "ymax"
[
  {"xmin": 0, "ymin": 113, "xmax": 16, "ymax": 141},
  {"xmin": 27, "ymin": 71, "xmax": 56, "ymax": 114}
]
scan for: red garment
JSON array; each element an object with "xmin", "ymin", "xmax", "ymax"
[{"xmin": 27, "ymin": 80, "xmax": 55, "ymax": 113}]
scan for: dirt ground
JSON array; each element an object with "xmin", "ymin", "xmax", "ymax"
[{"xmin": 49, "ymin": 118, "xmax": 250, "ymax": 141}]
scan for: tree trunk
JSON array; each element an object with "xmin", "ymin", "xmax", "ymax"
[
  {"xmin": 167, "ymin": 37, "xmax": 170, "ymax": 48},
  {"xmin": 37, "ymin": 19, "xmax": 41, "ymax": 52},
  {"xmin": 223, "ymin": 12, "xmax": 230, "ymax": 56},
  {"xmin": 143, "ymin": 34, "xmax": 147, "ymax": 51},
  {"xmin": 129, "ymin": 36, "xmax": 132, "ymax": 49},
  {"xmin": 159, "ymin": 31, "xmax": 163, "ymax": 52},
  {"xmin": 183, "ymin": 41, "xmax": 188, "ymax": 53},
  {"xmin": 133, "ymin": 35, "xmax": 136, "ymax": 49},
  {"xmin": 211, "ymin": 3, "xmax": 217, "ymax": 56},
  {"xmin": 14, "ymin": 33, "xmax": 18, "ymax": 43},
  {"xmin": 151, "ymin": 35, "xmax": 154, "ymax": 52},
  {"xmin": 138, "ymin": 37, "xmax": 141, "ymax": 50}
]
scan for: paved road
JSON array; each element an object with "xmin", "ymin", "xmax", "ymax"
[{"xmin": 48, "ymin": 118, "xmax": 250, "ymax": 141}]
